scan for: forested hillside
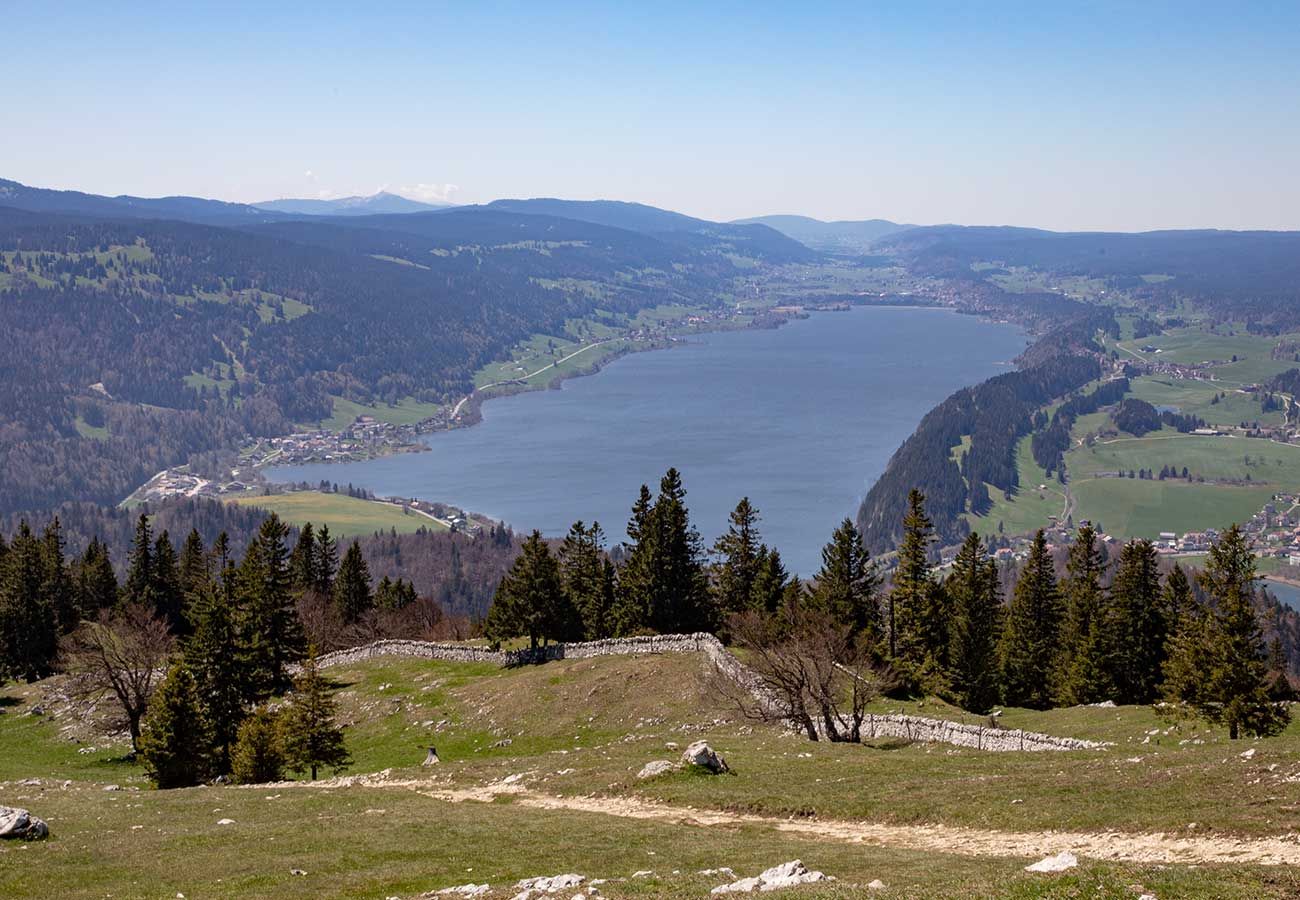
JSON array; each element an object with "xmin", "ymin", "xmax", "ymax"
[{"xmin": 0, "ymin": 181, "xmax": 791, "ymax": 516}]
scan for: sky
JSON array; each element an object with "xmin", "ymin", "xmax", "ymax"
[{"xmin": 4, "ymin": 1, "xmax": 1300, "ymax": 231}]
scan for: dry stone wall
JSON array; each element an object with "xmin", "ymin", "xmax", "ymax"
[{"xmin": 314, "ymin": 633, "xmax": 1107, "ymax": 752}]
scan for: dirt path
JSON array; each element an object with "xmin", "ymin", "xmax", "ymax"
[{"xmin": 408, "ymin": 781, "xmax": 1300, "ymax": 867}]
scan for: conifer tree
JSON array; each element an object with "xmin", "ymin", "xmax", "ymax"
[
  {"xmin": 281, "ymin": 652, "xmax": 350, "ymax": 781},
  {"xmin": 238, "ymin": 515, "xmax": 306, "ymax": 701},
  {"xmin": 485, "ymin": 531, "xmax": 575, "ymax": 650},
  {"xmin": 312, "ymin": 524, "xmax": 338, "ymax": 596},
  {"xmin": 947, "ymin": 533, "xmax": 1002, "ymax": 713},
  {"xmin": 183, "ymin": 581, "xmax": 245, "ymax": 773},
  {"xmin": 124, "ymin": 513, "xmax": 155, "ymax": 608},
  {"xmin": 611, "ymin": 485, "xmax": 655, "ymax": 635},
  {"xmin": 1162, "ymin": 526, "xmax": 1290, "ymax": 739},
  {"xmin": 751, "ymin": 547, "xmax": 793, "ymax": 615},
  {"xmin": 559, "ymin": 521, "xmax": 616, "ymax": 639},
  {"xmin": 713, "ymin": 498, "xmax": 764, "ymax": 620},
  {"xmin": 139, "ymin": 661, "xmax": 213, "ymax": 788},
  {"xmin": 75, "ymin": 537, "xmax": 119, "ymax": 614},
  {"xmin": 1109, "ymin": 539, "xmax": 1166, "ymax": 704},
  {"xmin": 178, "ymin": 529, "xmax": 209, "ymax": 601},
  {"xmin": 289, "ymin": 523, "xmax": 318, "ymax": 594},
  {"xmin": 230, "ymin": 707, "xmax": 285, "ymax": 784},
  {"xmin": 41, "ymin": 518, "xmax": 76, "ymax": 633},
  {"xmin": 151, "ymin": 532, "xmax": 185, "ymax": 633},
  {"xmin": 332, "ymin": 541, "xmax": 373, "ymax": 623},
  {"xmin": 0, "ymin": 523, "xmax": 59, "ymax": 682},
  {"xmin": 999, "ymin": 531, "xmax": 1062, "ymax": 709},
  {"xmin": 1055, "ymin": 525, "xmax": 1112, "ymax": 705},
  {"xmin": 1162, "ymin": 562, "xmax": 1193, "ymax": 628},
  {"xmin": 808, "ymin": 518, "xmax": 880, "ymax": 642},
  {"xmin": 889, "ymin": 491, "xmax": 951, "ymax": 687}
]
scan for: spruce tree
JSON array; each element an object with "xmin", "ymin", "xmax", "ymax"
[
  {"xmin": 611, "ymin": 485, "xmax": 655, "ymax": 635},
  {"xmin": 889, "ymin": 491, "xmax": 951, "ymax": 688},
  {"xmin": 1055, "ymin": 525, "xmax": 1112, "ymax": 705},
  {"xmin": 151, "ymin": 532, "xmax": 185, "ymax": 633},
  {"xmin": 751, "ymin": 547, "xmax": 792, "ymax": 615},
  {"xmin": 1109, "ymin": 539, "xmax": 1166, "ymax": 704},
  {"xmin": 139, "ymin": 661, "xmax": 214, "ymax": 788},
  {"xmin": 0, "ymin": 523, "xmax": 59, "ymax": 682},
  {"xmin": 312, "ymin": 524, "xmax": 338, "ymax": 596},
  {"xmin": 808, "ymin": 518, "xmax": 880, "ymax": 642},
  {"xmin": 713, "ymin": 498, "xmax": 764, "ymax": 620},
  {"xmin": 999, "ymin": 531, "xmax": 1063, "ymax": 709},
  {"xmin": 75, "ymin": 537, "xmax": 119, "ymax": 614},
  {"xmin": 238, "ymin": 515, "xmax": 306, "ymax": 701},
  {"xmin": 281, "ymin": 652, "xmax": 350, "ymax": 781},
  {"xmin": 230, "ymin": 707, "xmax": 285, "ymax": 784},
  {"xmin": 559, "ymin": 521, "xmax": 615, "ymax": 639},
  {"xmin": 333, "ymin": 541, "xmax": 373, "ymax": 623},
  {"xmin": 289, "ymin": 523, "xmax": 318, "ymax": 594},
  {"xmin": 41, "ymin": 518, "xmax": 76, "ymax": 633},
  {"xmin": 947, "ymin": 533, "xmax": 1002, "ymax": 713},
  {"xmin": 485, "ymin": 531, "xmax": 575, "ymax": 650},
  {"xmin": 178, "ymin": 529, "xmax": 209, "ymax": 601},
  {"xmin": 183, "ymin": 582, "xmax": 246, "ymax": 773},
  {"xmin": 1162, "ymin": 526, "xmax": 1290, "ymax": 739},
  {"xmin": 124, "ymin": 513, "xmax": 155, "ymax": 608},
  {"xmin": 1162, "ymin": 562, "xmax": 1193, "ymax": 628}
]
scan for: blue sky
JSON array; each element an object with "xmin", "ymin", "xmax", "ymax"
[{"xmin": 5, "ymin": 2, "xmax": 1299, "ymax": 229}]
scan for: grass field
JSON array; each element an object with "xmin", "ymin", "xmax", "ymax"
[
  {"xmin": 1116, "ymin": 327, "xmax": 1300, "ymax": 386},
  {"xmin": 1128, "ymin": 376, "xmax": 1280, "ymax": 427},
  {"xmin": 964, "ymin": 437, "xmax": 1065, "ymax": 537},
  {"xmin": 319, "ymin": 396, "xmax": 445, "ymax": 432},
  {"xmin": 230, "ymin": 492, "xmax": 445, "ymax": 538},
  {"xmin": 1069, "ymin": 478, "xmax": 1274, "ymax": 539},
  {"xmin": 5, "ymin": 652, "xmax": 1300, "ymax": 898}
]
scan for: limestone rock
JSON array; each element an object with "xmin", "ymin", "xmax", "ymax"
[
  {"xmin": 0, "ymin": 806, "xmax": 49, "ymax": 841},
  {"xmin": 435, "ymin": 884, "xmax": 490, "ymax": 896},
  {"xmin": 1025, "ymin": 851, "xmax": 1078, "ymax": 873},
  {"xmin": 637, "ymin": 760, "xmax": 676, "ymax": 780},
  {"xmin": 682, "ymin": 740, "xmax": 729, "ymax": 774},
  {"xmin": 711, "ymin": 860, "xmax": 830, "ymax": 893},
  {"xmin": 514, "ymin": 873, "xmax": 584, "ymax": 893}
]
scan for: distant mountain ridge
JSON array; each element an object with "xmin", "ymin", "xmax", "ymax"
[
  {"xmin": 0, "ymin": 177, "xmax": 280, "ymax": 224},
  {"xmin": 732, "ymin": 214, "xmax": 915, "ymax": 254},
  {"xmin": 254, "ymin": 191, "xmax": 453, "ymax": 216}
]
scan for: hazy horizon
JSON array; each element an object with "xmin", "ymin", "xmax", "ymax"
[{"xmin": 5, "ymin": 2, "xmax": 1300, "ymax": 231}]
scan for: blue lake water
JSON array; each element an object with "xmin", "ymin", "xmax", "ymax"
[
  {"xmin": 1265, "ymin": 579, "xmax": 1300, "ymax": 610},
  {"xmin": 268, "ymin": 307, "xmax": 1028, "ymax": 575}
]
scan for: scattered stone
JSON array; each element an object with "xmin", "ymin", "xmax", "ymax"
[
  {"xmin": 491, "ymin": 739, "xmax": 513, "ymax": 748},
  {"xmin": 514, "ymin": 873, "xmax": 584, "ymax": 893},
  {"xmin": 1085, "ymin": 700, "xmax": 1116, "ymax": 708},
  {"xmin": 216, "ymin": 818, "xmax": 236, "ymax": 826},
  {"xmin": 631, "ymin": 870, "xmax": 654, "ymax": 878},
  {"xmin": 637, "ymin": 760, "xmax": 677, "ymax": 780},
  {"xmin": 699, "ymin": 868, "xmax": 735, "ymax": 877},
  {"xmin": 423, "ymin": 746, "xmax": 441, "ymax": 766},
  {"xmin": 290, "ymin": 869, "xmax": 307, "ymax": 876},
  {"xmin": 682, "ymin": 740, "xmax": 729, "ymax": 774},
  {"xmin": 1025, "ymin": 851, "xmax": 1078, "ymax": 873},
  {"xmin": 0, "ymin": 806, "xmax": 49, "ymax": 841},
  {"xmin": 711, "ymin": 860, "xmax": 831, "ymax": 893},
  {"xmin": 867, "ymin": 879, "xmax": 886, "ymax": 890},
  {"xmin": 1240, "ymin": 748, "xmax": 1257, "ymax": 760},
  {"xmin": 102, "ymin": 784, "xmax": 121, "ymax": 792},
  {"xmin": 435, "ymin": 884, "xmax": 490, "ymax": 896},
  {"xmin": 1138, "ymin": 894, "xmax": 1157, "ymax": 900}
]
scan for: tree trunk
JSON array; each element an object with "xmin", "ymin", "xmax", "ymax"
[
  {"xmin": 128, "ymin": 716, "xmax": 142, "ymax": 754},
  {"xmin": 311, "ymin": 764, "xmax": 318, "ymax": 780},
  {"xmin": 1229, "ymin": 721, "xmax": 1239, "ymax": 740}
]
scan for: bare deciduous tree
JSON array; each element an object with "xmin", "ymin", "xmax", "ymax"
[
  {"xmin": 61, "ymin": 603, "xmax": 174, "ymax": 753},
  {"xmin": 719, "ymin": 605, "xmax": 891, "ymax": 742}
]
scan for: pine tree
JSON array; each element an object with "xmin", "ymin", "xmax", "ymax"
[
  {"xmin": 238, "ymin": 515, "xmax": 306, "ymax": 701},
  {"xmin": 1162, "ymin": 526, "xmax": 1290, "ymax": 739},
  {"xmin": 138, "ymin": 661, "xmax": 213, "ymax": 788},
  {"xmin": 999, "ymin": 531, "xmax": 1063, "ymax": 709},
  {"xmin": 0, "ymin": 523, "xmax": 59, "ymax": 682},
  {"xmin": 947, "ymin": 533, "xmax": 1002, "ymax": 713},
  {"xmin": 713, "ymin": 498, "xmax": 764, "ymax": 620},
  {"xmin": 485, "ymin": 531, "xmax": 575, "ymax": 650},
  {"xmin": 230, "ymin": 707, "xmax": 285, "ymax": 784},
  {"xmin": 1055, "ymin": 525, "xmax": 1112, "ymax": 705},
  {"xmin": 332, "ymin": 541, "xmax": 373, "ymax": 623},
  {"xmin": 559, "ymin": 521, "xmax": 615, "ymax": 639},
  {"xmin": 281, "ymin": 652, "xmax": 350, "ymax": 781},
  {"xmin": 183, "ymin": 581, "xmax": 246, "ymax": 773},
  {"xmin": 808, "ymin": 518, "xmax": 880, "ymax": 642},
  {"xmin": 1109, "ymin": 539, "xmax": 1166, "ymax": 704}
]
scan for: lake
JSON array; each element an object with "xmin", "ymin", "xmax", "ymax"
[{"xmin": 268, "ymin": 307, "xmax": 1028, "ymax": 575}]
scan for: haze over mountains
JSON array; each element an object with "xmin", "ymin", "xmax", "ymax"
[
  {"xmin": 253, "ymin": 192, "xmax": 453, "ymax": 216},
  {"xmin": 732, "ymin": 215, "xmax": 915, "ymax": 254}
]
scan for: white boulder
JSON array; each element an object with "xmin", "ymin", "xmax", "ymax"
[
  {"xmin": 515, "ymin": 873, "xmax": 584, "ymax": 893},
  {"xmin": 637, "ymin": 760, "xmax": 676, "ymax": 780},
  {"xmin": 711, "ymin": 860, "xmax": 830, "ymax": 893},
  {"xmin": 1025, "ymin": 851, "xmax": 1078, "ymax": 873},
  {"xmin": 682, "ymin": 740, "xmax": 729, "ymax": 774},
  {"xmin": 0, "ymin": 806, "xmax": 48, "ymax": 841}
]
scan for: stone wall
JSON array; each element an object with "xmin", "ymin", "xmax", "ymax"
[{"xmin": 313, "ymin": 633, "xmax": 1107, "ymax": 752}]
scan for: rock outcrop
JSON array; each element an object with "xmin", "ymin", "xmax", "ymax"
[
  {"xmin": 0, "ymin": 806, "xmax": 48, "ymax": 841},
  {"xmin": 682, "ymin": 740, "xmax": 729, "ymax": 774}
]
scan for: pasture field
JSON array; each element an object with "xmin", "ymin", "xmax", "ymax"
[
  {"xmin": 4, "ymin": 652, "xmax": 1300, "ymax": 898},
  {"xmin": 1068, "ymin": 478, "xmax": 1274, "ymax": 539},
  {"xmin": 320, "ymin": 396, "xmax": 446, "ymax": 432},
  {"xmin": 230, "ymin": 492, "xmax": 445, "ymax": 538},
  {"xmin": 964, "ymin": 437, "xmax": 1065, "ymax": 537},
  {"xmin": 1128, "ymin": 376, "xmax": 1281, "ymax": 427}
]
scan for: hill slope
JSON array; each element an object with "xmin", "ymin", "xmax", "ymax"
[
  {"xmin": 733, "ymin": 214, "xmax": 914, "ymax": 253},
  {"xmin": 254, "ymin": 191, "xmax": 453, "ymax": 216}
]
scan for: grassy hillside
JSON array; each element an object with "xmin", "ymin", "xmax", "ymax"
[
  {"xmin": 231, "ymin": 492, "xmax": 446, "ymax": 538},
  {"xmin": 4, "ymin": 652, "xmax": 1300, "ymax": 898}
]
